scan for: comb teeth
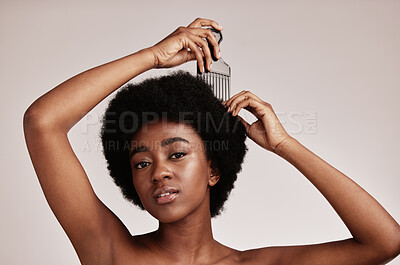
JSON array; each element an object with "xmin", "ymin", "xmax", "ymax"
[
  {"xmin": 197, "ymin": 58, "xmax": 231, "ymax": 101},
  {"xmin": 196, "ymin": 29, "xmax": 231, "ymax": 101}
]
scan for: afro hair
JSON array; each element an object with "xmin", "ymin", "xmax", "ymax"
[{"xmin": 101, "ymin": 70, "xmax": 247, "ymax": 218}]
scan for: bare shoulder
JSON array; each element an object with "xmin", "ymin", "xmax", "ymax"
[
  {"xmin": 113, "ymin": 234, "xmax": 364, "ymax": 265},
  {"xmin": 238, "ymin": 238, "xmax": 393, "ymax": 265},
  {"xmin": 239, "ymin": 246, "xmax": 282, "ymax": 265}
]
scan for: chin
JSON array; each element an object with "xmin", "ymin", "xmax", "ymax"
[
  {"xmin": 148, "ymin": 207, "xmax": 187, "ymax": 224},
  {"xmin": 141, "ymin": 193, "xmax": 209, "ymax": 223}
]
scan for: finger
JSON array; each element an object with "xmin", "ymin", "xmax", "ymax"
[
  {"xmin": 231, "ymin": 98, "xmax": 253, "ymax": 116},
  {"xmin": 191, "ymin": 28, "xmax": 220, "ymax": 59},
  {"xmin": 224, "ymin": 90, "xmax": 248, "ymax": 107},
  {"xmin": 188, "ymin": 18, "xmax": 223, "ymax": 31},
  {"xmin": 184, "ymin": 26, "xmax": 220, "ymax": 60},
  {"xmin": 231, "ymin": 98, "xmax": 261, "ymax": 118},
  {"xmin": 231, "ymin": 98, "xmax": 269, "ymax": 120},
  {"xmin": 226, "ymin": 91, "xmax": 263, "ymax": 111},
  {"xmin": 189, "ymin": 33, "xmax": 213, "ymax": 71},
  {"xmin": 179, "ymin": 27, "xmax": 220, "ymax": 59},
  {"xmin": 187, "ymin": 41, "xmax": 205, "ymax": 73},
  {"xmin": 205, "ymin": 29, "xmax": 221, "ymax": 59},
  {"xmin": 234, "ymin": 90, "xmax": 263, "ymax": 102},
  {"xmin": 244, "ymin": 91, "xmax": 263, "ymax": 102}
]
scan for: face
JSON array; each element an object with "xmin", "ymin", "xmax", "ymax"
[{"xmin": 129, "ymin": 120, "xmax": 219, "ymax": 223}]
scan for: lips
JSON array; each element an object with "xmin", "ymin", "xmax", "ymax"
[
  {"xmin": 152, "ymin": 186, "xmax": 180, "ymax": 199},
  {"xmin": 154, "ymin": 192, "xmax": 179, "ymax": 205}
]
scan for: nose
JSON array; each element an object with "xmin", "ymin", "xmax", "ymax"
[{"xmin": 151, "ymin": 161, "xmax": 173, "ymax": 183}]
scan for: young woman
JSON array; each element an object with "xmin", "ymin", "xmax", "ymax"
[{"xmin": 24, "ymin": 18, "xmax": 400, "ymax": 265}]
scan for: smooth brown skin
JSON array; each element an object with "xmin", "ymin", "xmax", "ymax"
[
  {"xmin": 23, "ymin": 18, "xmax": 400, "ymax": 265},
  {"xmin": 130, "ymin": 122, "xmax": 219, "ymax": 225}
]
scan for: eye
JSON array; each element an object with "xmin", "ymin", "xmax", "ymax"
[
  {"xmin": 134, "ymin": 161, "xmax": 151, "ymax": 169},
  {"xmin": 170, "ymin": 152, "xmax": 186, "ymax": 159}
]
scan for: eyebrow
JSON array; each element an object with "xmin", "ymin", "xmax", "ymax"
[{"xmin": 129, "ymin": 137, "xmax": 190, "ymax": 159}]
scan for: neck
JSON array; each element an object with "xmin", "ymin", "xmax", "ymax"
[{"xmin": 153, "ymin": 194, "xmax": 221, "ymax": 263}]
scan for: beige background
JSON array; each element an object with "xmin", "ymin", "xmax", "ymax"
[{"xmin": 1, "ymin": 0, "xmax": 400, "ymax": 264}]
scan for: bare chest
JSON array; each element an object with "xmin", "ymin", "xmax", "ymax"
[{"xmin": 112, "ymin": 245, "xmax": 255, "ymax": 265}]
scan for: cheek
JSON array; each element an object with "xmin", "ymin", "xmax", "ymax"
[
  {"xmin": 132, "ymin": 175, "xmax": 149, "ymax": 200},
  {"xmin": 178, "ymin": 157, "xmax": 210, "ymax": 192}
]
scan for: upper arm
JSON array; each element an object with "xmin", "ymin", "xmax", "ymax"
[
  {"xmin": 24, "ymin": 111, "xmax": 134, "ymax": 265},
  {"xmin": 248, "ymin": 238, "xmax": 397, "ymax": 265}
]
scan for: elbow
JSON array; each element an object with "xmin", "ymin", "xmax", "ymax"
[
  {"xmin": 362, "ymin": 225, "xmax": 400, "ymax": 263},
  {"xmin": 23, "ymin": 105, "xmax": 36, "ymax": 129},
  {"xmin": 387, "ymin": 228, "xmax": 400, "ymax": 260},
  {"xmin": 23, "ymin": 105, "xmax": 42, "ymax": 132},
  {"xmin": 23, "ymin": 104, "xmax": 54, "ymax": 133},
  {"xmin": 375, "ymin": 226, "xmax": 400, "ymax": 262}
]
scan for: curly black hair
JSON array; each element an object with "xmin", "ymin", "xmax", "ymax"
[{"xmin": 101, "ymin": 70, "xmax": 247, "ymax": 218}]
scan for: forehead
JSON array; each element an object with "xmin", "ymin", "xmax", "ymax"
[{"xmin": 130, "ymin": 121, "xmax": 203, "ymax": 148}]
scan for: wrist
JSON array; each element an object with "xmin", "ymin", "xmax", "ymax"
[
  {"xmin": 138, "ymin": 47, "xmax": 158, "ymax": 70},
  {"xmin": 274, "ymin": 136, "xmax": 298, "ymax": 157}
]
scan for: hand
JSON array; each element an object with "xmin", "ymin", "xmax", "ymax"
[
  {"xmin": 223, "ymin": 90, "xmax": 293, "ymax": 155},
  {"xmin": 149, "ymin": 18, "xmax": 222, "ymax": 72}
]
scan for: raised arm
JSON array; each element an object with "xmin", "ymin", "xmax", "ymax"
[
  {"xmin": 23, "ymin": 18, "xmax": 222, "ymax": 265},
  {"xmin": 223, "ymin": 91, "xmax": 400, "ymax": 265}
]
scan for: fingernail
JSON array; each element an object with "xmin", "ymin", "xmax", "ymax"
[
  {"xmin": 218, "ymin": 51, "xmax": 221, "ymax": 58},
  {"xmin": 210, "ymin": 63, "xmax": 212, "ymax": 70},
  {"xmin": 202, "ymin": 66, "xmax": 205, "ymax": 73}
]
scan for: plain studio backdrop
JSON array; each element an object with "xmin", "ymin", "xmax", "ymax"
[{"xmin": 1, "ymin": 0, "xmax": 399, "ymax": 264}]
